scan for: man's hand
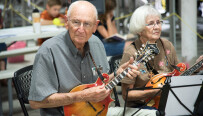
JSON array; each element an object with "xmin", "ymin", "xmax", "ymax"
[
  {"xmin": 82, "ymin": 84, "xmax": 110, "ymax": 102},
  {"xmin": 117, "ymin": 57, "xmax": 140, "ymax": 80}
]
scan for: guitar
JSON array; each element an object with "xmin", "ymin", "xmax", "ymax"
[
  {"xmin": 145, "ymin": 59, "xmax": 203, "ymax": 109},
  {"xmin": 63, "ymin": 42, "xmax": 159, "ymax": 116}
]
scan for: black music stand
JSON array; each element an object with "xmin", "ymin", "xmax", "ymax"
[
  {"xmin": 123, "ymin": 75, "xmax": 203, "ymax": 116},
  {"xmin": 159, "ymin": 75, "xmax": 203, "ymax": 116},
  {"xmin": 193, "ymin": 81, "xmax": 203, "ymax": 116},
  {"xmin": 123, "ymin": 84, "xmax": 163, "ymax": 116}
]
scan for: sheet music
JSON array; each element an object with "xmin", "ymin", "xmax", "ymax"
[{"xmin": 165, "ymin": 75, "xmax": 203, "ymax": 116}]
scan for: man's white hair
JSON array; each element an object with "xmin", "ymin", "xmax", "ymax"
[
  {"xmin": 67, "ymin": 1, "xmax": 98, "ymax": 20},
  {"xmin": 129, "ymin": 4, "xmax": 161, "ymax": 35}
]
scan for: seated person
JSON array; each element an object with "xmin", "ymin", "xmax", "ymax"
[
  {"xmin": 28, "ymin": 1, "xmax": 157, "ymax": 116},
  {"xmin": 0, "ymin": 43, "xmax": 7, "ymax": 86},
  {"xmin": 0, "ymin": 11, "xmax": 7, "ymax": 86},
  {"xmin": 38, "ymin": 0, "xmax": 65, "ymax": 45},
  {"xmin": 40, "ymin": 0, "xmax": 65, "ymax": 25},
  {"xmin": 120, "ymin": 4, "xmax": 203, "ymax": 110},
  {"xmin": 94, "ymin": 0, "xmax": 125, "ymax": 56}
]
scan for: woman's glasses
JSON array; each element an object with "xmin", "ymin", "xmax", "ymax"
[{"xmin": 145, "ymin": 20, "xmax": 163, "ymax": 28}]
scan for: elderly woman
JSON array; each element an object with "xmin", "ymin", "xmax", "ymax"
[{"xmin": 120, "ymin": 4, "xmax": 203, "ymax": 109}]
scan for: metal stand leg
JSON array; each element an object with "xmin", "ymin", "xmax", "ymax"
[
  {"xmin": 8, "ymin": 79, "xmax": 13, "ymax": 116},
  {"xmin": 0, "ymin": 83, "xmax": 3, "ymax": 116}
]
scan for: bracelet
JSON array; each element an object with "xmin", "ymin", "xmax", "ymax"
[{"xmin": 114, "ymin": 70, "xmax": 117, "ymax": 77}]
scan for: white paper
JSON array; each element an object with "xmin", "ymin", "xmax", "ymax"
[{"xmin": 164, "ymin": 75, "xmax": 203, "ymax": 116}]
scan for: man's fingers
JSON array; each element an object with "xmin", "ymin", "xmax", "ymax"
[
  {"xmin": 129, "ymin": 57, "xmax": 134, "ymax": 64},
  {"xmin": 121, "ymin": 57, "xmax": 134, "ymax": 69}
]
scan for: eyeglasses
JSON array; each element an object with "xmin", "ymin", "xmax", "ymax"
[
  {"xmin": 145, "ymin": 20, "xmax": 163, "ymax": 28},
  {"xmin": 69, "ymin": 19, "xmax": 95, "ymax": 29}
]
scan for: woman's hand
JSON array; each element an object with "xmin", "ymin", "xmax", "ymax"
[
  {"xmin": 106, "ymin": 11, "xmax": 113, "ymax": 22},
  {"xmin": 117, "ymin": 57, "xmax": 140, "ymax": 80}
]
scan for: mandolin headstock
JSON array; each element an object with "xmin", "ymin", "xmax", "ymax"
[{"xmin": 135, "ymin": 41, "xmax": 160, "ymax": 64}]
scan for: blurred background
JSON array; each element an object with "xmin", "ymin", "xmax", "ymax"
[
  {"xmin": 0, "ymin": 0, "xmax": 202, "ymax": 62},
  {"xmin": 0, "ymin": 0, "xmax": 203, "ymax": 115}
]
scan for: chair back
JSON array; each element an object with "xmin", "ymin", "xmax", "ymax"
[
  {"xmin": 13, "ymin": 65, "xmax": 33, "ymax": 116},
  {"xmin": 108, "ymin": 54, "xmax": 123, "ymax": 107},
  {"xmin": 109, "ymin": 54, "xmax": 122, "ymax": 74}
]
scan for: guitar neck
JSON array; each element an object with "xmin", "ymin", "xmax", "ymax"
[
  {"xmin": 181, "ymin": 59, "xmax": 203, "ymax": 76},
  {"xmin": 105, "ymin": 61, "xmax": 140, "ymax": 90}
]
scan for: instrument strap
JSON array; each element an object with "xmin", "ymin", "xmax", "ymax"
[
  {"xmin": 159, "ymin": 38, "xmax": 180, "ymax": 71},
  {"xmin": 89, "ymin": 52, "xmax": 104, "ymax": 81}
]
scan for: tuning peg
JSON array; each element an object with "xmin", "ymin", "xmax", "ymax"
[
  {"xmin": 140, "ymin": 48, "xmax": 143, "ymax": 51},
  {"xmin": 152, "ymin": 56, "xmax": 154, "ymax": 59},
  {"xmin": 148, "ymin": 57, "xmax": 151, "ymax": 60},
  {"xmin": 135, "ymin": 52, "xmax": 138, "ymax": 57},
  {"xmin": 142, "ymin": 44, "xmax": 145, "ymax": 47},
  {"xmin": 138, "ymin": 50, "xmax": 141, "ymax": 54}
]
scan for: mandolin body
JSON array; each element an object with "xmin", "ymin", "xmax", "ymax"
[
  {"xmin": 64, "ymin": 73, "xmax": 114, "ymax": 116},
  {"xmin": 145, "ymin": 63, "xmax": 186, "ymax": 108}
]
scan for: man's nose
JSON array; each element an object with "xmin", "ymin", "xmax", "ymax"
[{"xmin": 78, "ymin": 24, "xmax": 85, "ymax": 32}]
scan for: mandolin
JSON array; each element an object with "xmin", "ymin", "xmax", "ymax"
[
  {"xmin": 145, "ymin": 59, "xmax": 203, "ymax": 109},
  {"xmin": 63, "ymin": 42, "xmax": 159, "ymax": 116}
]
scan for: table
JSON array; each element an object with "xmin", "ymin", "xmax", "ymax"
[
  {"xmin": 0, "ymin": 25, "xmax": 66, "ymax": 43},
  {"xmin": 0, "ymin": 46, "xmax": 39, "ymax": 59}
]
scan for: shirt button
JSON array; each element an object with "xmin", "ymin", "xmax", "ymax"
[
  {"xmin": 84, "ymin": 76, "xmax": 86, "ymax": 78},
  {"xmin": 81, "ymin": 61, "xmax": 83, "ymax": 64}
]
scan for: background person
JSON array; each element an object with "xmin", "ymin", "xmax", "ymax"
[
  {"xmin": 40, "ymin": 0, "xmax": 65, "ymax": 25},
  {"xmin": 0, "ymin": 9, "xmax": 7, "ymax": 86},
  {"xmin": 94, "ymin": 0, "xmax": 126, "ymax": 56},
  {"xmin": 38, "ymin": 0, "xmax": 65, "ymax": 45},
  {"xmin": 0, "ymin": 43, "xmax": 7, "ymax": 86}
]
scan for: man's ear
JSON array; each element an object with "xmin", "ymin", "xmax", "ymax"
[
  {"xmin": 64, "ymin": 15, "xmax": 68, "ymax": 30},
  {"xmin": 93, "ymin": 20, "xmax": 100, "ymax": 33},
  {"xmin": 65, "ymin": 20, "xmax": 68, "ymax": 30}
]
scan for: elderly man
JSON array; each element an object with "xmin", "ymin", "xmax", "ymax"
[{"xmin": 28, "ymin": 1, "xmax": 156, "ymax": 116}]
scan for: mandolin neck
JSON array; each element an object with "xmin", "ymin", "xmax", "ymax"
[
  {"xmin": 105, "ymin": 60, "xmax": 140, "ymax": 90},
  {"xmin": 105, "ymin": 42, "xmax": 159, "ymax": 90},
  {"xmin": 181, "ymin": 59, "xmax": 203, "ymax": 76}
]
